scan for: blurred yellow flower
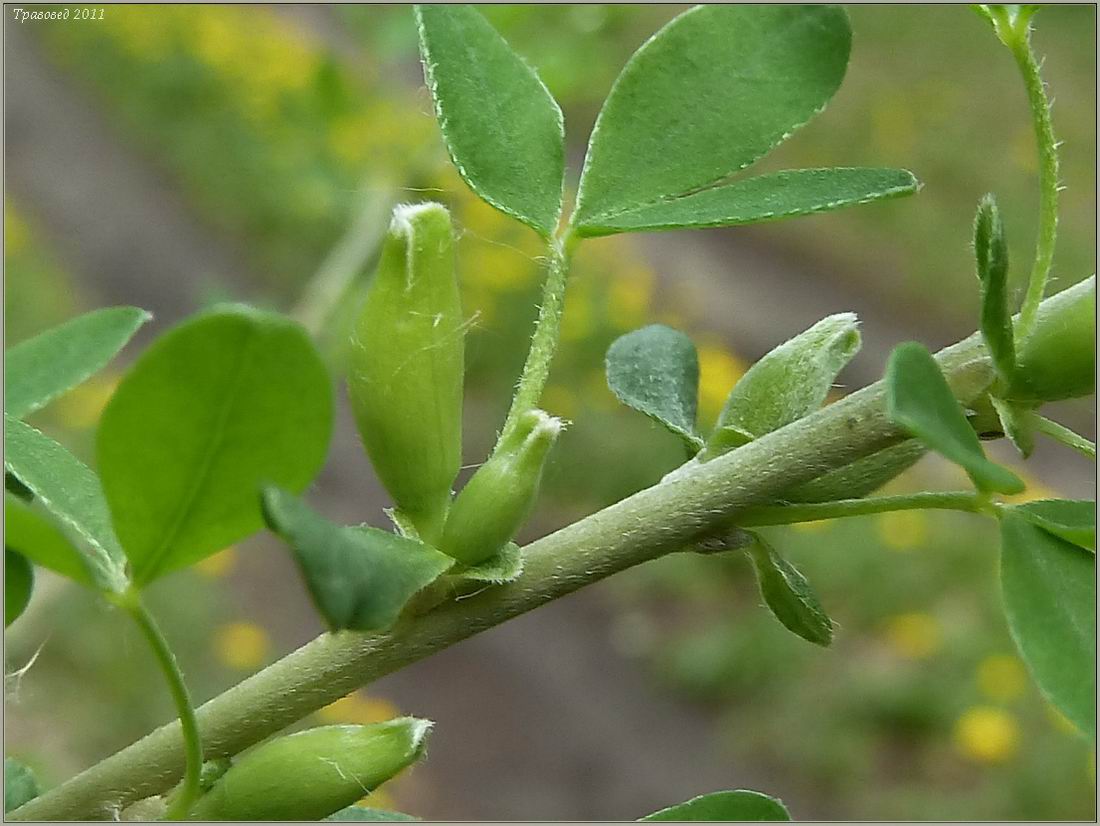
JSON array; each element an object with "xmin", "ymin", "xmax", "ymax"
[
  {"xmin": 214, "ymin": 622, "xmax": 270, "ymax": 670},
  {"xmin": 5, "ymin": 201, "xmax": 29, "ymax": 254},
  {"xmin": 1001, "ymin": 475, "xmax": 1057, "ymax": 505},
  {"xmin": 357, "ymin": 787, "xmax": 396, "ymax": 811},
  {"xmin": 317, "ymin": 692, "xmax": 399, "ymax": 726},
  {"xmin": 696, "ymin": 343, "xmax": 746, "ymax": 422},
  {"xmin": 883, "ymin": 612, "xmax": 941, "ymax": 660},
  {"xmin": 876, "ymin": 509, "xmax": 929, "ymax": 550},
  {"xmin": 51, "ymin": 373, "xmax": 119, "ymax": 430},
  {"xmin": 542, "ymin": 384, "xmax": 578, "ymax": 420},
  {"xmin": 792, "ymin": 519, "xmax": 831, "ymax": 534},
  {"xmin": 606, "ymin": 268, "xmax": 654, "ymax": 330},
  {"xmin": 954, "ymin": 706, "xmax": 1020, "ymax": 763},
  {"xmin": 194, "ymin": 546, "xmax": 238, "ymax": 579},
  {"xmin": 1046, "ymin": 702, "xmax": 1081, "ymax": 736},
  {"xmin": 976, "ymin": 654, "xmax": 1027, "ymax": 703}
]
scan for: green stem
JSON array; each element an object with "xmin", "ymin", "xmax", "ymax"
[
  {"xmin": 120, "ymin": 591, "xmax": 203, "ymax": 820},
  {"xmin": 1011, "ymin": 26, "xmax": 1060, "ymax": 343},
  {"xmin": 497, "ymin": 235, "xmax": 574, "ymax": 444},
  {"xmin": 1031, "ymin": 413, "xmax": 1096, "ymax": 459},
  {"xmin": 737, "ymin": 491, "xmax": 992, "ymax": 527}
]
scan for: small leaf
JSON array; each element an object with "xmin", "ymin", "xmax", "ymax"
[
  {"xmin": 97, "ymin": 307, "xmax": 333, "ymax": 585},
  {"xmin": 1012, "ymin": 499, "xmax": 1096, "ymax": 552},
  {"xmin": 574, "ymin": 5, "xmax": 850, "ymax": 227},
  {"xmin": 5, "ymin": 549, "xmax": 34, "ymax": 627},
  {"xmin": 784, "ymin": 440, "xmax": 926, "ymax": 504},
  {"xmin": 4, "ymin": 415, "xmax": 128, "ymax": 592},
  {"xmin": 640, "ymin": 790, "xmax": 791, "ymax": 822},
  {"xmin": 704, "ymin": 314, "xmax": 860, "ymax": 459},
  {"xmin": 973, "ymin": 195, "xmax": 1016, "ymax": 384},
  {"xmin": 606, "ymin": 325, "xmax": 702, "ymax": 453},
  {"xmin": 746, "ymin": 535, "xmax": 833, "ymax": 646},
  {"xmin": 1000, "ymin": 511, "xmax": 1095, "ymax": 736},
  {"xmin": 415, "ymin": 5, "xmax": 564, "ymax": 237},
  {"xmin": 4, "ymin": 758, "xmax": 40, "ymax": 813},
  {"xmin": 577, "ymin": 168, "xmax": 918, "ymax": 237},
  {"xmin": 885, "ymin": 342, "xmax": 1024, "ymax": 494},
  {"xmin": 4, "ymin": 306, "xmax": 149, "ymax": 420},
  {"xmin": 990, "ymin": 396, "xmax": 1036, "ymax": 458},
  {"xmin": 5, "ymin": 493, "xmax": 95, "ymax": 587},
  {"xmin": 327, "ymin": 807, "xmax": 419, "ymax": 822},
  {"xmin": 262, "ymin": 487, "xmax": 453, "ymax": 633},
  {"xmin": 455, "ymin": 541, "xmax": 523, "ymax": 585}
]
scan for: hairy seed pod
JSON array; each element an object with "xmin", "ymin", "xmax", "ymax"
[
  {"xmin": 440, "ymin": 410, "xmax": 561, "ymax": 566},
  {"xmin": 348, "ymin": 203, "xmax": 464, "ymax": 543},
  {"xmin": 186, "ymin": 719, "xmax": 431, "ymax": 821},
  {"xmin": 1007, "ymin": 276, "xmax": 1095, "ymax": 403}
]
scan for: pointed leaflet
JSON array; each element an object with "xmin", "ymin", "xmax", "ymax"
[
  {"xmin": 641, "ymin": 790, "xmax": 791, "ymax": 822},
  {"xmin": 991, "ymin": 396, "xmax": 1036, "ymax": 458},
  {"xmin": 4, "ymin": 415, "xmax": 128, "ymax": 592},
  {"xmin": 5, "ymin": 550, "xmax": 33, "ymax": 627},
  {"xmin": 705, "ymin": 314, "xmax": 860, "ymax": 458},
  {"xmin": 885, "ymin": 342, "xmax": 1024, "ymax": 494},
  {"xmin": 4, "ymin": 306, "xmax": 149, "ymax": 420},
  {"xmin": 574, "ymin": 5, "xmax": 850, "ymax": 229},
  {"xmin": 97, "ymin": 307, "xmax": 333, "ymax": 585},
  {"xmin": 415, "ymin": 5, "xmax": 564, "ymax": 237},
  {"xmin": 1000, "ymin": 511, "xmax": 1095, "ymax": 736},
  {"xmin": 606, "ymin": 325, "xmax": 702, "ymax": 453},
  {"xmin": 262, "ymin": 487, "xmax": 452, "ymax": 632},
  {"xmin": 746, "ymin": 535, "xmax": 833, "ymax": 646},
  {"xmin": 1011, "ymin": 499, "xmax": 1095, "ymax": 552},
  {"xmin": 973, "ymin": 195, "xmax": 1016, "ymax": 385},
  {"xmin": 578, "ymin": 168, "xmax": 918, "ymax": 237},
  {"xmin": 5, "ymin": 493, "xmax": 96, "ymax": 587}
]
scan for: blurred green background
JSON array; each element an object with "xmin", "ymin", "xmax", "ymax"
[{"xmin": 4, "ymin": 5, "xmax": 1095, "ymax": 820}]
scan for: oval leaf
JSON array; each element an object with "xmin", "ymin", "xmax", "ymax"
[
  {"xmin": 575, "ymin": 5, "xmax": 851, "ymax": 228},
  {"xmin": 578, "ymin": 168, "xmax": 918, "ymax": 237},
  {"xmin": 5, "ymin": 549, "xmax": 34, "ymax": 627},
  {"xmin": 641, "ymin": 790, "xmax": 791, "ymax": 822},
  {"xmin": 4, "ymin": 415, "xmax": 128, "ymax": 592},
  {"xmin": 1000, "ymin": 511, "xmax": 1095, "ymax": 736},
  {"xmin": 4, "ymin": 306, "xmax": 149, "ymax": 420},
  {"xmin": 606, "ymin": 325, "xmax": 702, "ymax": 453},
  {"xmin": 5, "ymin": 493, "xmax": 95, "ymax": 587},
  {"xmin": 973, "ymin": 195, "xmax": 1016, "ymax": 385},
  {"xmin": 4, "ymin": 758, "xmax": 40, "ymax": 813},
  {"xmin": 1012, "ymin": 499, "xmax": 1096, "ymax": 552},
  {"xmin": 262, "ymin": 487, "xmax": 453, "ymax": 632},
  {"xmin": 97, "ymin": 307, "xmax": 333, "ymax": 585},
  {"xmin": 885, "ymin": 342, "xmax": 1024, "ymax": 494},
  {"xmin": 747, "ymin": 536, "xmax": 833, "ymax": 646},
  {"xmin": 415, "ymin": 4, "xmax": 564, "ymax": 237}
]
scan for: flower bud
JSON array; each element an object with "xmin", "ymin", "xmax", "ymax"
[
  {"xmin": 440, "ymin": 410, "xmax": 561, "ymax": 566},
  {"xmin": 187, "ymin": 719, "xmax": 431, "ymax": 821},
  {"xmin": 1007, "ymin": 276, "xmax": 1095, "ymax": 403},
  {"xmin": 348, "ymin": 203, "xmax": 464, "ymax": 543}
]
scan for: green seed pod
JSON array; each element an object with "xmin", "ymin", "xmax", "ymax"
[
  {"xmin": 1007, "ymin": 276, "xmax": 1095, "ymax": 403},
  {"xmin": 440, "ymin": 410, "xmax": 561, "ymax": 566},
  {"xmin": 348, "ymin": 203, "xmax": 465, "ymax": 543},
  {"xmin": 782, "ymin": 440, "xmax": 926, "ymax": 504},
  {"xmin": 187, "ymin": 719, "xmax": 431, "ymax": 821},
  {"xmin": 702, "ymin": 313, "xmax": 861, "ymax": 460}
]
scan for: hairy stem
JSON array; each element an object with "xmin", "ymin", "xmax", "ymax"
[
  {"xmin": 737, "ymin": 491, "xmax": 993, "ymax": 527},
  {"xmin": 497, "ymin": 236, "xmax": 573, "ymax": 444},
  {"xmin": 118, "ymin": 592, "xmax": 203, "ymax": 820},
  {"xmin": 1011, "ymin": 27, "xmax": 1060, "ymax": 342},
  {"xmin": 1031, "ymin": 413, "xmax": 1096, "ymax": 459},
  {"xmin": 9, "ymin": 324, "xmax": 1001, "ymax": 822}
]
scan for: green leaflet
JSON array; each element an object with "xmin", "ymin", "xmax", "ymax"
[
  {"xmin": 606, "ymin": 325, "xmax": 702, "ymax": 453},
  {"xmin": 574, "ymin": 5, "xmax": 850, "ymax": 228},
  {"xmin": 640, "ymin": 790, "xmax": 791, "ymax": 822},
  {"xmin": 5, "ymin": 549, "xmax": 33, "ymax": 627},
  {"xmin": 4, "ymin": 415, "xmax": 128, "ymax": 593},
  {"xmin": 262, "ymin": 487, "xmax": 453, "ymax": 633},
  {"xmin": 747, "ymin": 536, "xmax": 833, "ymax": 647},
  {"xmin": 1011, "ymin": 499, "xmax": 1096, "ymax": 552},
  {"xmin": 187, "ymin": 720, "xmax": 432, "ymax": 821},
  {"xmin": 4, "ymin": 758, "xmax": 40, "ymax": 813},
  {"xmin": 973, "ymin": 195, "xmax": 1016, "ymax": 385},
  {"xmin": 885, "ymin": 342, "xmax": 1024, "ymax": 495},
  {"xmin": 704, "ymin": 314, "xmax": 860, "ymax": 459},
  {"xmin": 327, "ymin": 807, "xmax": 420, "ymax": 822},
  {"xmin": 97, "ymin": 307, "xmax": 333, "ymax": 585},
  {"xmin": 990, "ymin": 396, "xmax": 1036, "ymax": 458},
  {"xmin": 1000, "ymin": 511, "xmax": 1095, "ymax": 737},
  {"xmin": 783, "ymin": 441, "xmax": 926, "ymax": 504},
  {"xmin": 4, "ymin": 306, "xmax": 149, "ymax": 420},
  {"xmin": 415, "ymin": 5, "xmax": 564, "ymax": 237},
  {"xmin": 5, "ymin": 493, "xmax": 95, "ymax": 587},
  {"xmin": 577, "ymin": 168, "xmax": 918, "ymax": 237}
]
